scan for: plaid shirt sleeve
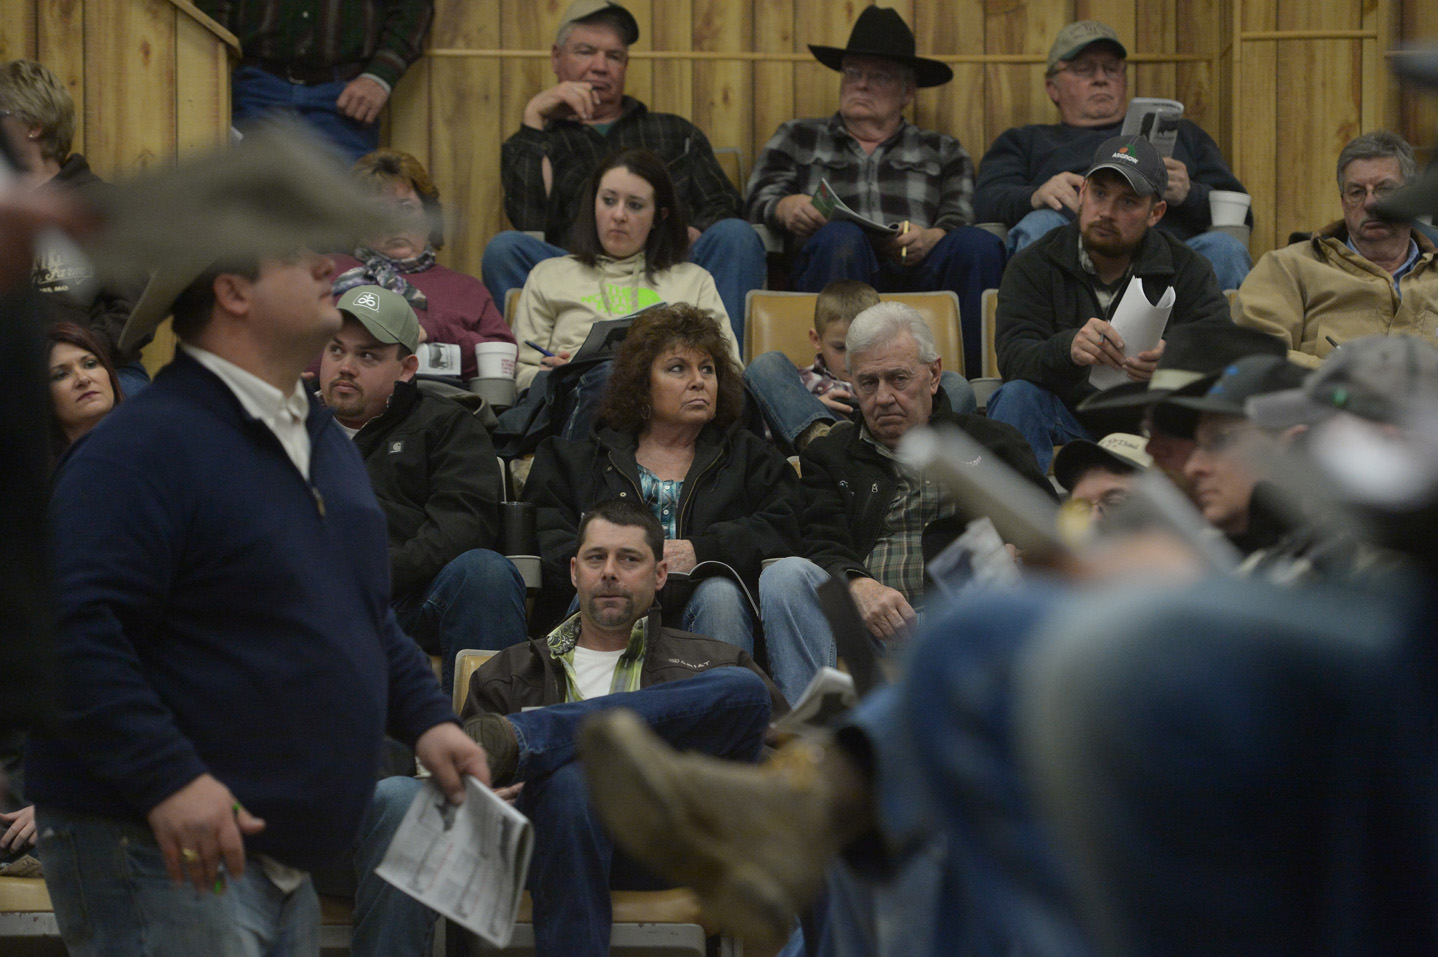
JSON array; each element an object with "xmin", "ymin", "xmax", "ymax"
[
  {"xmin": 674, "ymin": 123, "xmax": 742, "ymax": 231},
  {"xmin": 931, "ymin": 130, "xmax": 976, "ymax": 232},
  {"xmin": 363, "ymin": 0, "xmax": 434, "ymax": 88},
  {"xmin": 500, "ymin": 126, "xmax": 553, "ymax": 233},
  {"xmin": 745, "ymin": 117, "xmax": 975, "ymax": 234},
  {"xmin": 501, "ymin": 101, "xmax": 741, "ymax": 239},
  {"xmin": 197, "ymin": 1, "xmax": 432, "ymax": 88},
  {"xmin": 744, "ymin": 120, "xmax": 814, "ymax": 230}
]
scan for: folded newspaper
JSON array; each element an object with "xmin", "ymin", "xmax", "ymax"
[
  {"xmin": 376, "ymin": 776, "xmax": 533, "ymax": 948},
  {"xmin": 811, "ymin": 178, "xmax": 900, "ymax": 234},
  {"xmin": 1120, "ymin": 98, "xmax": 1184, "ymax": 158},
  {"xmin": 773, "ymin": 666, "xmax": 857, "ymax": 734}
]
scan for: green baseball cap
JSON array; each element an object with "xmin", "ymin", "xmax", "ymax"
[
  {"xmin": 1047, "ymin": 20, "xmax": 1127, "ymax": 73},
  {"xmin": 336, "ymin": 285, "xmax": 420, "ymax": 354}
]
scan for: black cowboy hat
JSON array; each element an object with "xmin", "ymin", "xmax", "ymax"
[{"xmin": 808, "ymin": 7, "xmax": 953, "ymax": 88}]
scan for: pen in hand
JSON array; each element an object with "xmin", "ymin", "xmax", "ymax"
[
  {"xmin": 900, "ymin": 220, "xmax": 910, "ymax": 261},
  {"xmin": 523, "ymin": 339, "xmax": 556, "ymax": 358}
]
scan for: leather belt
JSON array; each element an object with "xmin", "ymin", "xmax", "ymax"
[{"xmin": 242, "ymin": 58, "xmax": 365, "ymax": 86}]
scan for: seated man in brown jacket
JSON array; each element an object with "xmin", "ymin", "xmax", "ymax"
[
  {"xmin": 347, "ymin": 498, "xmax": 781, "ymax": 957},
  {"xmin": 464, "ymin": 498, "xmax": 782, "ymax": 956}
]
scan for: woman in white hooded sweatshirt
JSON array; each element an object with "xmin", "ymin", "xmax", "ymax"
[{"xmin": 512, "ymin": 148, "xmax": 739, "ymax": 392}]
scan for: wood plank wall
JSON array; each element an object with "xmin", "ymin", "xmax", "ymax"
[
  {"xmin": 389, "ymin": 0, "xmax": 1437, "ymax": 282},
  {"xmin": 0, "ymin": 0, "xmax": 236, "ymax": 174},
  {"xmin": 2, "ymin": 0, "xmax": 1435, "ymax": 284}
]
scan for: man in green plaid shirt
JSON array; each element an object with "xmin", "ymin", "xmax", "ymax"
[{"xmin": 200, "ymin": 0, "xmax": 434, "ymax": 161}]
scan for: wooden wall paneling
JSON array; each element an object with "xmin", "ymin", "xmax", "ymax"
[
  {"xmin": 84, "ymin": 0, "xmax": 175, "ymax": 179},
  {"xmin": 919, "ymin": 0, "xmax": 986, "ymax": 161},
  {"xmin": 387, "ymin": 55, "xmax": 433, "ymax": 175},
  {"xmin": 1275, "ymin": 38, "xmax": 1361, "ymax": 242},
  {"xmin": 172, "ymin": 9, "xmax": 229, "ymax": 157},
  {"xmin": 0, "ymin": 2, "xmax": 37, "ymax": 61},
  {"xmin": 1131, "ymin": 0, "xmax": 1179, "ymax": 120},
  {"xmin": 694, "ymin": 0, "xmax": 750, "ymax": 161},
  {"xmin": 1076, "ymin": 0, "xmax": 1134, "ymax": 51},
  {"xmin": 1399, "ymin": 0, "xmax": 1438, "ymax": 164},
  {"xmin": 1175, "ymin": 0, "xmax": 1218, "ymax": 148},
  {"xmin": 649, "ymin": 0, "xmax": 693, "ymax": 120},
  {"xmin": 791, "ymin": 0, "xmax": 852, "ymax": 124},
  {"xmin": 984, "ymin": 0, "xmax": 1068, "ymax": 140},
  {"xmin": 751, "ymin": 0, "xmax": 794, "ymax": 174},
  {"xmin": 430, "ymin": 0, "xmax": 499, "ymax": 277},
  {"xmin": 37, "ymin": 0, "xmax": 85, "ymax": 157},
  {"xmin": 1236, "ymin": 36, "xmax": 1277, "ymax": 251},
  {"xmin": 491, "ymin": 0, "xmax": 545, "ymax": 236},
  {"xmin": 621, "ymin": 0, "xmax": 653, "ymax": 110}
]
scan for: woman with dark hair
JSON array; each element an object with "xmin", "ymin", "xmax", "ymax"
[
  {"xmin": 512, "ymin": 148, "xmax": 737, "ymax": 391},
  {"xmin": 331, "ymin": 149, "xmax": 514, "ymax": 381},
  {"xmin": 46, "ymin": 321, "xmax": 121, "ymax": 462},
  {"xmin": 522, "ymin": 304, "xmax": 799, "ymax": 653}
]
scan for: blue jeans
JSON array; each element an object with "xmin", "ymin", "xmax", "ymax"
[
  {"xmin": 515, "ymin": 668, "xmax": 771, "ymax": 956},
  {"xmin": 744, "ymin": 352, "xmax": 977, "ymax": 452},
  {"xmin": 393, "ymin": 548, "xmax": 527, "ymax": 694},
  {"xmin": 985, "ymin": 379, "xmax": 1093, "ymax": 473},
  {"xmin": 789, "ymin": 222, "xmax": 1006, "ymax": 379},
  {"xmin": 1016, "ymin": 574, "xmax": 1437, "ymax": 956},
  {"xmin": 116, "ymin": 361, "xmax": 150, "ymax": 400},
  {"xmin": 1009, "ymin": 208, "xmax": 1252, "ymax": 291},
  {"xmin": 36, "ymin": 807, "xmax": 320, "ymax": 956},
  {"xmin": 755, "ymin": 556, "xmax": 921, "ymax": 707},
  {"xmin": 678, "ymin": 575, "xmax": 756, "ymax": 656},
  {"xmin": 230, "ymin": 66, "xmax": 378, "ymax": 164},
  {"xmin": 354, "ymin": 669, "xmax": 773, "ymax": 957},
  {"xmin": 479, "ymin": 220, "xmax": 764, "ymax": 352},
  {"xmin": 350, "ymin": 777, "xmax": 436, "ymax": 957},
  {"xmin": 836, "ymin": 585, "xmax": 1096, "ymax": 957}
]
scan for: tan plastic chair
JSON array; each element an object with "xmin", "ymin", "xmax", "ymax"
[
  {"xmin": 744, "ymin": 288, "xmax": 966, "ymax": 377},
  {"xmin": 451, "ymin": 650, "xmax": 740, "ymax": 956}
]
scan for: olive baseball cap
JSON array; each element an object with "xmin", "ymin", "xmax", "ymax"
[
  {"xmin": 336, "ymin": 285, "xmax": 420, "ymax": 354},
  {"xmin": 1047, "ymin": 21, "xmax": 1127, "ymax": 73},
  {"xmin": 556, "ymin": 0, "xmax": 638, "ymax": 45}
]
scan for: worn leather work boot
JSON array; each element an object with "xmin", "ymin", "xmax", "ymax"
[
  {"xmin": 462, "ymin": 712, "xmax": 519, "ymax": 786},
  {"xmin": 578, "ymin": 708, "xmax": 870, "ymax": 948}
]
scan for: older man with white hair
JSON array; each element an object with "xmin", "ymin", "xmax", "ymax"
[
  {"xmin": 756, "ymin": 302, "xmax": 1051, "ymax": 703},
  {"xmin": 1237, "ymin": 131, "xmax": 1438, "ymax": 368}
]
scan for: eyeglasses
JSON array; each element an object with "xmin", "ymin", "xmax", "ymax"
[
  {"xmin": 1192, "ymin": 423, "xmax": 1257, "ymax": 456},
  {"xmin": 841, "ymin": 67, "xmax": 903, "ymax": 89},
  {"xmin": 1060, "ymin": 60, "xmax": 1125, "ymax": 80},
  {"xmin": 1341, "ymin": 182, "xmax": 1400, "ymax": 207}
]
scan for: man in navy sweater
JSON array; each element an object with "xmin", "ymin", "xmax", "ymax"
[
  {"xmin": 27, "ymin": 247, "xmax": 490, "ymax": 954},
  {"xmin": 973, "ymin": 20, "xmax": 1252, "ymax": 290}
]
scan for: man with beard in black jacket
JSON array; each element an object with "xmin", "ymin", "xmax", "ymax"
[
  {"xmin": 985, "ymin": 134, "xmax": 1232, "ymax": 472},
  {"xmin": 319, "ymin": 285, "xmax": 524, "ymax": 692},
  {"xmin": 758, "ymin": 301, "xmax": 1054, "ymax": 704}
]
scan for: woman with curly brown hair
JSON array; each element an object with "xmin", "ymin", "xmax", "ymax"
[{"xmin": 522, "ymin": 303, "xmax": 800, "ymax": 653}]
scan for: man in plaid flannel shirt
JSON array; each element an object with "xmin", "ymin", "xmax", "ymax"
[
  {"xmin": 479, "ymin": 0, "xmax": 765, "ymax": 348},
  {"xmin": 744, "ymin": 6, "xmax": 1004, "ymax": 376}
]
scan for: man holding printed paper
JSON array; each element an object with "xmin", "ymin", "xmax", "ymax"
[
  {"xmin": 744, "ymin": 6, "xmax": 1003, "ymax": 379},
  {"xmin": 986, "ymin": 134, "xmax": 1233, "ymax": 470}
]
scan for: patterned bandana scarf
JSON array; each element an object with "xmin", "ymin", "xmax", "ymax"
[{"xmin": 332, "ymin": 244, "xmax": 436, "ymax": 310}]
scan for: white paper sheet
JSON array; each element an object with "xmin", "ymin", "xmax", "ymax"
[
  {"xmin": 375, "ymin": 776, "xmax": 533, "ymax": 948},
  {"xmin": 1089, "ymin": 278, "xmax": 1175, "ymax": 391}
]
